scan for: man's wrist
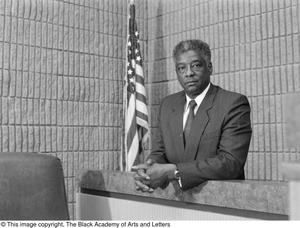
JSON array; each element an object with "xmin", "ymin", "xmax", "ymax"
[
  {"xmin": 166, "ymin": 164, "xmax": 177, "ymax": 180},
  {"xmin": 166, "ymin": 164, "xmax": 183, "ymax": 189},
  {"xmin": 174, "ymin": 169, "xmax": 183, "ymax": 189}
]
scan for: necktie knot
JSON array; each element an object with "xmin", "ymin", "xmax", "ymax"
[{"xmin": 189, "ymin": 100, "xmax": 197, "ymax": 111}]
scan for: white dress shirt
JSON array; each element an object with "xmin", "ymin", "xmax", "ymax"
[{"xmin": 183, "ymin": 83, "xmax": 211, "ymax": 130}]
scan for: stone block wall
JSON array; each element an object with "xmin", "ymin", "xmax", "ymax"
[
  {"xmin": 147, "ymin": 0, "xmax": 300, "ymax": 182},
  {"xmin": 0, "ymin": 0, "xmax": 146, "ymax": 218}
]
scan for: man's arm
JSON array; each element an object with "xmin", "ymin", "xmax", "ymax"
[
  {"xmin": 147, "ymin": 99, "xmax": 169, "ymax": 164},
  {"xmin": 177, "ymin": 95, "xmax": 252, "ymax": 190}
]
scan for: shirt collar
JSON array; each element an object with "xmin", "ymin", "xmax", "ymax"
[{"xmin": 184, "ymin": 83, "xmax": 211, "ymax": 112}]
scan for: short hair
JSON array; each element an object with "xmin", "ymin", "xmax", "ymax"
[{"xmin": 172, "ymin": 39, "xmax": 211, "ymax": 64}]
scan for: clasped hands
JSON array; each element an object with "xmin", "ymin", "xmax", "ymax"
[{"xmin": 131, "ymin": 159, "xmax": 177, "ymax": 193}]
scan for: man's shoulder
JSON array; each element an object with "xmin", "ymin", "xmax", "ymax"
[
  {"xmin": 159, "ymin": 85, "xmax": 248, "ymax": 106},
  {"xmin": 160, "ymin": 90, "xmax": 185, "ymax": 105},
  {"xmin": 213, "ymin": 85, "xmax": 249, "ymax": 108},
  {"xmin": 216, "ymin": 86, "xmax": 246, "ymax": 100}
]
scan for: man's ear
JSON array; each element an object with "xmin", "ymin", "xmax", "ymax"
[{"xmin": 208, "ymin": 62, "xmax": 213, "ymax": 74}]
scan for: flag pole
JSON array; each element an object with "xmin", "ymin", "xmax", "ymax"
[{"xmin": 120, "ymin": 0, "xmax": 131, "ymax": 171}]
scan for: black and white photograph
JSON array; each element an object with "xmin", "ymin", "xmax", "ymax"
[{"xmin": 0, "ymin": 0, "xmax": 300, "ymax": 224}]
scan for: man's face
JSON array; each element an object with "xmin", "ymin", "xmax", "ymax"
[{"xmin": 175, "ymin": 50, "xmax": 212, "ymax": 99}]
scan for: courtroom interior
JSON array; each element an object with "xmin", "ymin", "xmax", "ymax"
[{"xmin": 0, "ymin": 0, "xmax": 300, "ymax": 220}]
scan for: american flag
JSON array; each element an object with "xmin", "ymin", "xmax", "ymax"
[{"xmin": 121, "ymin": 0, "xmax": 149, "ymax": 171}]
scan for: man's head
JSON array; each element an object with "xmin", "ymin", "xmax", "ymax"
[{"xmin": 173, "ymin": 40, "xmax": 212, "ymax": 99}]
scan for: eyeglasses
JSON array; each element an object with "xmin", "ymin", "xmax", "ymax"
[{"xmin": 176, "ymin": 61, "xmax": 204, "ymax": 75}]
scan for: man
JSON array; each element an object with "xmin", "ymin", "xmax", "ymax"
[{"xmin": 132, "ymin": 39, "xmax": 252, "ymax": 191}]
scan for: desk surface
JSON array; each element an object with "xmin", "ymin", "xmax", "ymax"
[{"xmin": 78, "ymin": 170, "xmax": 288, "ymax": 216}]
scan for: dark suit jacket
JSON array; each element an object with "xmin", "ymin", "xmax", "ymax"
[{"xmin": 148, "ymin": 84, "xmax": 252, "ymax": 190}]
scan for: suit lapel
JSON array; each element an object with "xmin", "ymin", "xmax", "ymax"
[
  {"xmin": 170, "ymin": 91, "xmax": 186, "ymax": 160},
  {"xmin": 184, "ymin": 84, "xmax": 218, "ymax": 161}
]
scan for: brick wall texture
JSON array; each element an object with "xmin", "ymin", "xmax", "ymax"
[
  {"xmin": 0, "ymin": 0, "xmax": 299, "ymax": 219},
  {"xmin": 0, "ymin": 0, "xmax": 143, "ymax": 218}
]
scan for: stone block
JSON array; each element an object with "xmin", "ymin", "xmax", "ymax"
[
  {"xmin": 277, "ymin": 152, "xmax": 284, "ymax": 180},
  {"xmin": 63, "ymin": 77, "xmax": 69, "ymax": 100},
  {"xmin": 294, "ymin": 65, "xmax": 300, "ymax": 93},
  {"xmin": 14, "ymin": 126, "xmax": 21, "ymax": 152},
  {"xmin": 281, "ymin": 66, "xmax": 288, "ymax": 94},
  {"xmin": 21, "ymin": 98, "xmax": 27, "ymax": 125},
  {"xmin": 286, "ymin": 65, "xmax": 294, "ymax": 92},
  {"xmin": 259, "ymin": 152, "xmax": 266, "ymax": 179},
  {"xmin": 265, "ymin": 152, "xmax": 271, "ymax": 180},
  {"xmin": 253, "ymin": 152, "xmax": 260, "ymax": 179},
  {"xmin": 291, "ymin": 6, "xmax": 298, "ymax": 34},
  {"xmin": 57, "ymin": 76, "xmax": 63, "ymax": 100},
  {"xmin": 14, "ymin": 98, "xmax": 21, "ymax": 125},
  {"xmin": 45, "ymin": 99, "xmax": 51, "ymax": 125},
  {"xmin": 3, "ymin": 43, "xmax": 9, "ymax": 69},
  {"xmin": 277, "ymin": 123, "xmax": 284, "ymax": 152},
  {"xmin": 272, "ymin": 10, "xmax": 279, "ymax": 37},
  {"xmin": 7, "ymin": 125, "xmax": 14, "ymax": 153},
  {"xmin": 72, "ymin": 128, "xmax": 78, "ymax": 151},
  {"xmin": 28, "ymin": 72, "xmax": 34, "ymax": 98},
  {"xmin": 284, "ymin": 92, "xmax": 300, "ymax": 148},
  {"xmin": 264, "ymin": 123, "xmax": 271, "ymax": 152},
  {"xmin": 253, "ymin": 124, "xmax": 259, "ymax": 151},
  {"xmin": 8, "ymin": 70, "xmax": 16, "ymax": 97},
  {"xmin": 27, "ymin": 98, "xmax": 34, "ymax": 125},
  {"xmin": 57, "ymin": 127, "xmax": 63, "ymax": 152},
  {"xmin": 38, "ymin": 74, "xmax": 45, "ymax": 99},
  {"xmin": 20, "ymin": 126, "xmax": 27, "ymax": 152},
  {"xmin": 1, "ymin": 126, "xmax": 8, "ymax": 152},
  {"xmin": 292, "ymin": 35, "xmax": 299, "ymax": 63},
  {"xmin": 10, "ymin": 44, "xmax": 17, "ymax": 71},
  {"xmin": 271, "ymin": 152, "xmax": 278, "ymax": 180},
  {"xmin": 33, "ymin": 99, "xmax": 39, "ymax": 125},
  {"xmin": 33, "ymin": 73, "xmax": 40, "ymax": 99},
  {"xmin": 39, "ymin": 126, "xmax": 45, "ymax": 153},
  {"xmin": 258, "ymin": 124, "xmax": 265, "ymax": 152},
  {"xmin": 279, "ymin": 9, "xmax": 285, "ymax": 36},
  {"xmin": 63, "ymin": 128, "xmax": 68, "ymax": 152},
  {"xmin": 79, "ymin": 54, "xmax": 85, "ymax": 77},
  {"xmin": 286, "ymin": 35, "xmax": 293, "ymax": 64},
  {"xmin": 26, "ymin": 125, "xmax": 33, "ymax": 152},
  {"xmin": 285, "ymin": 8, "xmax": 292, "ymax": 35},
  {"xmin": 38, "ymin": 99, "xmax": 44, "ymax": 125},
  {"xmin": 74, "ymin": 53, "xmax": 80, "ymax": 76},
  {"xmin": 261, "ymin": 40, "xmax": 268, "ymax": 68},
  {"xmin": 258, "ymin": 96, "xmax": 264, "ymax": 124},
  {"xmin": 245, "ymin": 152, "xmax": 252, "ymax": 179}
]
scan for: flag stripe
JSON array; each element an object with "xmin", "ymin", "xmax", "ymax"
[
  {"xmin": 125, "ymin": 95, "xmax": 136, "ymax": 132},
  {"xmin": 126, "ymin": 120, "xmax": 137, "ymax": 151},
  {"xmin": 136, "ymin": 99, "xmax": 148, "ymax": 115},
  {"xmin": 136, "ymin": 92, "xmax": 147, "ymax": 104},
  {"xmin": 135, "ymin": 65, "xmax": 144, "ymax": 77},
  {"xmin": 136, "ymin": 82, "xmax": 147, "ymax": 95},
  {"xmin": 135, "ymin": 74, "xmax": 145, "ymax": 85},
  {"xmin": 136, "ymin": 110, "xmax": 149, "ymax": 122},
  {"xmin": 127, "ymin": 132, "xmax": 139, "ymax": 170}
]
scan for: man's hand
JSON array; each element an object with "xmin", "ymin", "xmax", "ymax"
[
  {"xmin": 146, "ymin": 163, "xmax": 177, "ymax": 189},
  {"xmin": 131, "ymin": 159, "xmax": 155, "ymax": 192}
]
